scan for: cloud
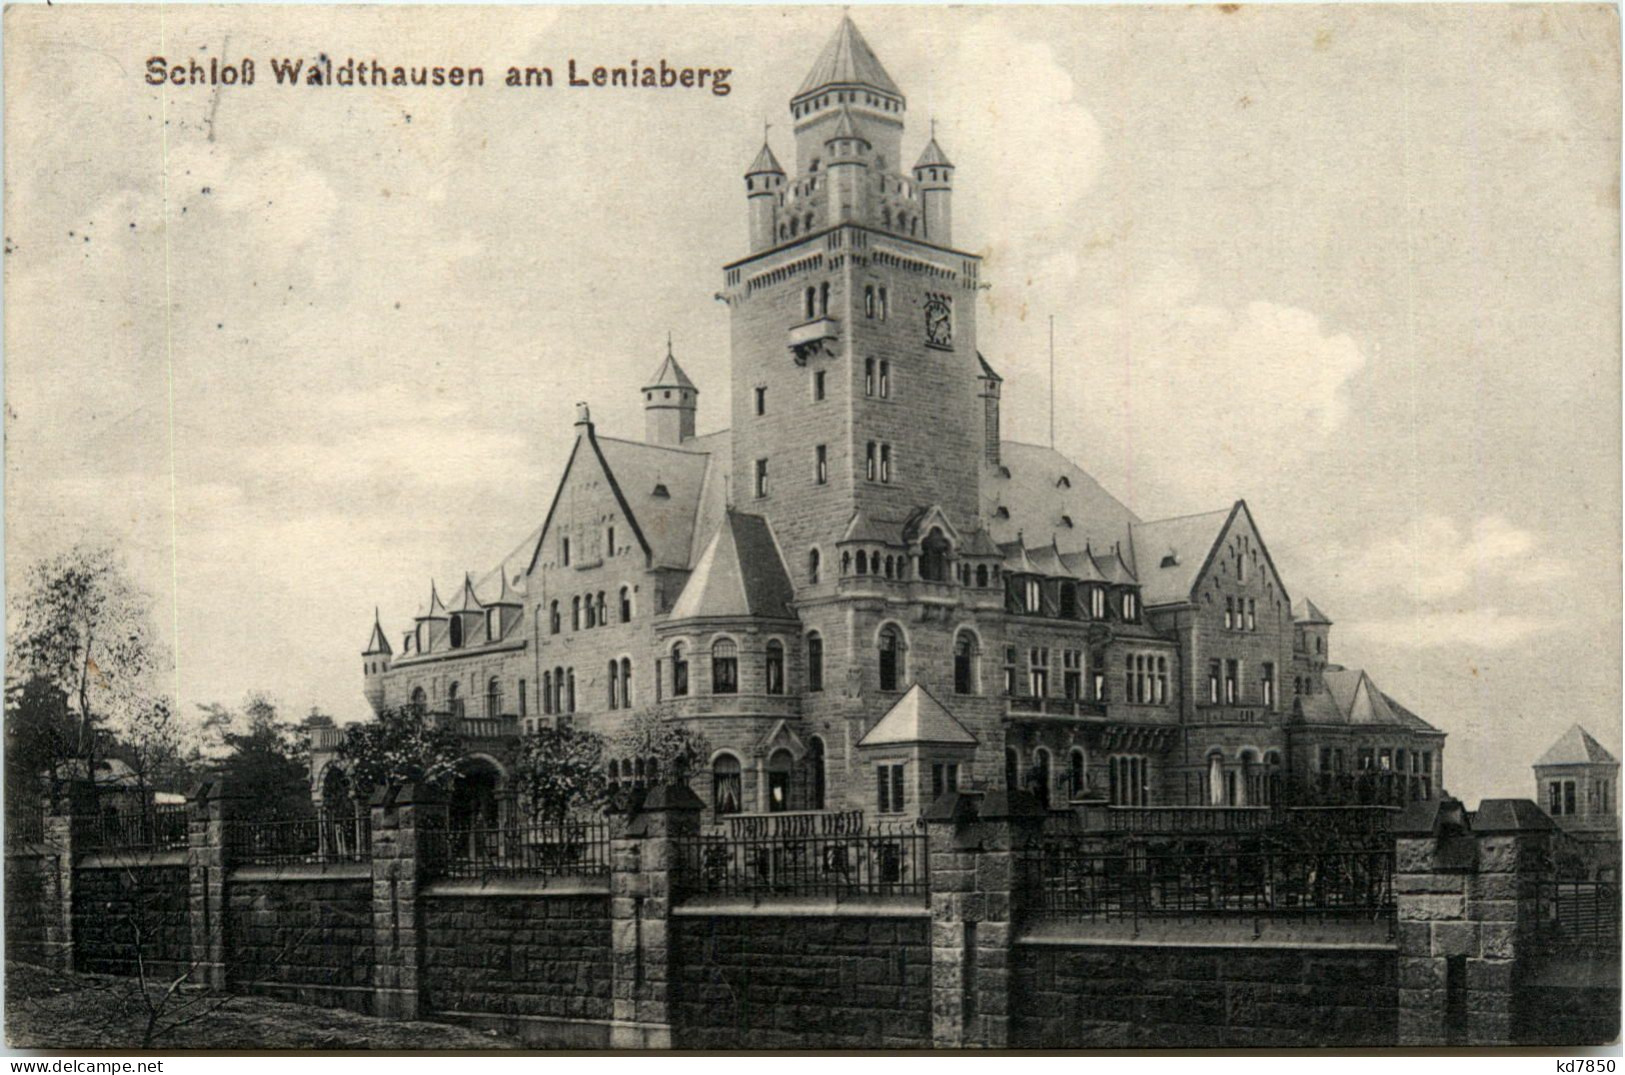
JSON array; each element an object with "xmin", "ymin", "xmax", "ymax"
[
  {"xmin": 1343, "ymin": 608, "xmax": 1557, "ymax": 651},
  {"xmin": 1331, "ymin": 514, "xmax": 1569, "ymax": 603}
]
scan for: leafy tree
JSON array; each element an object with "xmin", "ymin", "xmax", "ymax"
[
  {"xmin": 335, "ymin": 704, "xmax": 464, "ymax": 800},
  {"xmin": 512, "ymin": 723, "xmax": 610, "ymax": 825},
  {"xmin": 613, "ymin": 707, "xmax": 712, "ymax": 788},
  {"xmin": 4, "ymin": 675, "xmax": 77, "ymax": 816},
  {"xmin": 213, "ymin": 695, "xmax": 312, "ymax": 819}
]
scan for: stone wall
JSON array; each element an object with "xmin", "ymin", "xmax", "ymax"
[
  {"xmin": 72, "ymin": 863, "xmax": 191, "ymax": 979},
  {"xmin": 420, "ymin": 887, "xmax": 613, "ymax": 1042},
  {"xmin": 224, "ymin": 871, "xmax": 374, "ymax": 1013},
  {"xmin": 1011, "ymin": 942, "xmax": 1398, "ymax": 1048},
  {"xmin": 5, "ymin": 851, "xmax": 53, "ymax": 966},
  {"xmin": 669, "ymin": 913, "xmax": 932, "ymax": 1049}
]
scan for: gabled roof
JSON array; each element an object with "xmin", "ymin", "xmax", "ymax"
[
  {"xmin": 1092, "ymin": 546, "xmax": 1137, "ymax": 585},
  {"xmin": 1537, "ymin": 725, "xmax": 1618, "ymax": 767},
  {"xmin": 364, "ymin": 610, "xmax": 392, "ymax": 656},
  {"xmin": 668, "ymin": 512, "xmax": 797, "ymax": 622},
  {"xmin": 1058, "ymin": 547, "xmax": 1109, "ymax": 584},
  {"xmin": 643, "ymin": 346, "xmax": 697, "ymax": 392},
  {"xmin": 857, "ymin": 684, "xmax": 978, "ymax": 747},
  {"xmin": 982, "ymin": 441, "xmax": 1140, "ymax": 563},
  {"xmin": 914, "ymin": 137, "xmax": 953, "ymax": 169},
  {"xmin": 745, "ymin": 141, "xmax": 784, "ymax": 177},
  {"xmin": 1129, "ymin": 508, "xmax": 1232, "ymax": 607},
  {"xmin": 795, "ymin": 15, "xmax": 902, "ymax": 101},
  {"xmin": 1294, "ymin": 598, "xmax": 1332, "ymax": 625}
]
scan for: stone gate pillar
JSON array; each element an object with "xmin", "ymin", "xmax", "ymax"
[
  {"xmin": 924, "ymin": 789, "xmax": 1045, "ymax": 1049},
  {"xmin": 610, "ymin": 783, "xmax": 704, "ymax": 1049},
  {"xmin": 187, "ymin": 777, "xmax": 241, "ymax": 989},
  {"xmin": 371, "ymin": 782, "xmax": 447, "ymax": 1020},
  {"xmin": 40, "ymin": 780, "xmax": 94, "ymax": 973}
]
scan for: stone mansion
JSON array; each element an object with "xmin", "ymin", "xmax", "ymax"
[{"xmin": 335, "ymin": 17, "xmax": 1446, "ymax": 824}]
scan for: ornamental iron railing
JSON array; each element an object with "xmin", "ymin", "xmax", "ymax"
[
  {"xmin": 74, "ymin": 803, "xmax": 190, "ymax": 853},
  {"xmin": 1534, "ymin": 880, "xmax": 1620, "ymax": 947},
  {"xmin": 676, "ymin": 819, "xmax": 929, "ymax": 899},
  {"xmin": 226, "ymin": 809, "xmax": 371, "ymax": 866},
  {"xmin": 424, "ymin": 818, "xmax": 611, "ymax": 879}
]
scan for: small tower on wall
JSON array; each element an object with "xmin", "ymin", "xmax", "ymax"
[
  {"xmin": 362, "ymin": 609, "xmax": 392, "ymax": 714},
  {"xmin": 824, "ymin": 106, "xmax": 871, "ymax": 224},
  {"xmin": 744, "ymin": 140, "xmax": 785, "ymax": 252},
  {"xmin": 913, "ymin": 130, "xmax": 954, "ymax": 244},
  {"xmin": 643, "ymin": 341, "xmax": 699, "ymax": 447}
]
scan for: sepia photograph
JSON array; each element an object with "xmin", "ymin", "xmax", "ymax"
[{"xmin": 2, "ymin": 2, "xmax": 1620, "ymax": 1054}]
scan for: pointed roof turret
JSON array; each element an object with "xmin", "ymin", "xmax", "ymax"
[
  {"xmin": 363, "ymin": 609, "xmax": 392, "ymax": 656},
  {"xmin": 826, "ymin": 104, "xmax": 869, "ymax": 146},
  {"xmin": 794, "ymin": 15, "xmax": 903, "ymax": 105},
  {"xmin": 415, "ymin": 581, "xmax": 448, "ymax": 621},
  {"xmin": 1294, "ymin": 598, "xmax": 1333, "ymax": 625},
  {"xmin": 644, "ymin": 338, "xmax": 697, "ymax": 393},
  {"xmin": 745, "ymin": 140, "xmax": 785, "ymax": 177},
  {"xmin": 858, "ymin": 685, "xmax": 978, "ymax": 747},
  {"xmin": 1537, "ymin": 725, "xmax": 1618, "ymax": 767},
  {"xmin": 448, "ymin": 573, "xmax": 484, "ymax": 615},
  {"xmin": 914, "ymin": 136, "xmax": 953, "ymax": 170},
  {"xmin": 486, "ymin": 570, "xmax": 523, "ymax": 608}
]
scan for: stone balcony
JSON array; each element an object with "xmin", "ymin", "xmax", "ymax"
[{"xmin": 787, "ymin": 316, "xmax": 839, "ymax": 364}]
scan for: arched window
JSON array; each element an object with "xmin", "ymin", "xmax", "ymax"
[
  {"xmin": 884, "ymin": 556, "xmax": 895, "ymax": 579},
  {"xmin": 976, "ymin": 564, "xmax": 988, "ymax": 587},
  {"xmin": 768, "ymin": 749, "xmax": 795, "ymax": 813},
  {"xmin": 920, "ymin": 528, "xmax": 950, "ymax": 582},
  {"xmin": 553, "ymin": 667, "xmax": 566, "ymax": 713},
  {"xmin": 1031, "ymin": 748, "xmax": 1052, "ymax": 809},
  {"xmin": 807, "ymin": 736, "xmax": 827, "ymax": 810},
  {"xmin": 596, "ymin": 592, "xmax": 607, "ymax": 627},
  {"xmin": 572, "ymin": 596, "xmax": 581, "ymax": 631},
  {"xmin": 410, "ymin": 686, "xmax": 427, "ymax": 712},
  {"xmin": 486, "ymin": 677, "xmax": 502, "ymax": 718},
  {"xmin": 549, "ymin": 600, "xmax": 560, "ymax": 634},
  {"xmin": 621, "ymin": 658, "xmax": 633, "ymax": 709},
  {"xmin": 805, "ymin": 286, "xmax": 816, "ymax": 320},
  {"xmin": 672, "ymin": 644, "xmax": 689, "ymax": 697},
  {"xmin": 609, "ymin": 759, "xmax": 621, "ymax": 789},
  {"xmin": 567, "ymin": 669, "xmax": 576, "ymax": 713},
  {"xmin": 542, "ymin": 672, "xmax": 553, "ymax": 715},
  {"xmin": 1069, "ymin": 748, "xmax": 1087, "ymax": 800},
  {"xmin": 765, "ymin": 640, "xmax": 785, "ymax": 695},
  {"xmin": 870, "ymin": 551, "xmax": 881, "ymax": 575},
  {"xmin": 584, "ymin": 595, "xmax": 595, "ymax": 629},
  {"xmin": 448, "ymin": 681, "xmax": 463, "ymax": 719},
  {"xmin": 807, "ymin": 633, "xmax": 824, "ymax": 692},
  {"xmin": 954, "ymin": 631, "xmax": 978, "ymax": 695},
  {"xmin": 808, "ymin": 548, "xmax": 820, "ymax": 583},
  {"xmin": 449, "ymin": 617, "xmax": 464, "ymax": 648},
  {"xmin": 819, "ymin": 281, "xmax": 830, "ymax": 316},
  {"xmin": 620, "ymin": 586, "xmax": 632, "ymax": 623},
  {"xmin": 712, "ymin": 754, "xmax": 743, "ymax": 816},
  {"xmin": 856, "ymin": 550, "xmax": 868, "ymax": 576},
  {"xmin": 608, "ymin": 659, "xmax": 620, "ymax": 709},
  {"xmin": 712, "ymin": 638, "xmax": 738, "ymax": 694},
  {"xmin": 877, "ymin": 625, "xmax": 903, "ymax": 692},
  {"xmin": 1208, "ymin": 752, "xmax": 1226, "ymax": 806}
]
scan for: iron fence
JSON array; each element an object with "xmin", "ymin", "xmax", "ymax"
[
  {"xmin": 74, "ymin": 804, "xmax": 191, "ymax": 852},
  {"xmin": 1535, "ymin": 880, "xmax": 1620, "ymax": 946},
  {"xmin": 425, "ymin": 819, "xmax": 611, "ymax": 879},
  {"xmin": 1021, "ymin": 840, "xmax": 1395, "ymax": 922},
  {"xmin": 226, "ymin": 809, "xmax": 372, "ymax": 866},
  {"xmin": 7, "ymin": 804, "xmax": 46, "ymax": 848},
  {"xmin": 675, "ymin": 819, "xmax": 929, "ymax": 898}
]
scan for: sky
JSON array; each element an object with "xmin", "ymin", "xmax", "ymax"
[{"xmin": 5, "ymin": 4, "xmax": 1620, "ymax": 805}]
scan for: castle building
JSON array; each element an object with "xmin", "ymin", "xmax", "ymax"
[
  {"xmin": 333, "ymin": 17, "xmax": 1446, "ymax": 822},
  {"xmin": 1533, "ymin": 724, "xmax": 1619, "ymax": 877}
]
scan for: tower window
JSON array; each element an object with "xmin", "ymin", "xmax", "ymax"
[
  {"xmin": 755, "ymin": 458, "xmax": 769, "ymax": 498},
  {"xmin": 865, "ymin": 285, "xmax": 875, "ymax": 318},
  {"xmin": 765, "ymin": 640, "xmax": 785, "ymax": 695},
  {"xmin": 807, "ymin": 633, "xmax": 824, "ymax": 692},
  {"xmin": 865, "ymin": 358, "xmax": 875, "ymax": 397},
  {"xmin": 711, "ymin": 638, "xmax": 738, "ymax": 694},
  {"xmin": 877, "ymin": 626, "xmax": 904, "ymax": 692},
  {"xmin": 879, "ymin": 287, "xmax": 889, "ymax": 320},
  {"xmin": 805, "ymin": 286, "xmax": 816, "ymax": 320},
  {"xmin": 672, "ymin": 644, "xmax": 688, "ymax": 697},
  {"xmin": 813, "ymin": 370, "xmax": 826, "ymax": 401},
  {"xmin": 879, "ymin": 444, "xmax": 892, "ymax": 483},
  {"xmin": 561, "ymin": 536, "xmax": 570, "ymax": 566},
  {"xmin": 820, "ymin": 281, "xmax": 830, "ymax": 316},
  {"xmin": 755, "ymin": 386, "xmax": 766, "ymax": 416},
  {"xmin": 865, "ymin": 442, "xmax": 877, "ymax": 482},
  {"xmin": 816, "ymin": 444, "xmax": 828, "ymax": 485},
  {"xmin": 879, "ymin": 360, "xmax": 890, "ymax": 398},
  {"xmin": 808, "ymin": 548, "xmax": 820, "ymax": 583}
]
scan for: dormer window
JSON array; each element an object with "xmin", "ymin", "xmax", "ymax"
[
  {"xmin": 652, "ymin": 483, "xmax": 669, "ymax": 499},
  {"xmin": 1024, "ymin": 578, "xmax": 1043, "ymax": 614},
  {"xmin": 449, "ymin": 617, "xmax": 464, "ymax": 649},
  {"xmin": 1161, "ymin": 553, "xmax": 1179, "ymax": 568},
  {"xmin": 1089, "ymin": 586, "xmax": 1107, "ymax": 620},
  {"xmin": 1057, "ymin": 476, "xmax": 1071, "ymax": 488},
  {"xmin": 1121, "ymin": 590, "xmax": 1139, "ymax": 621}
]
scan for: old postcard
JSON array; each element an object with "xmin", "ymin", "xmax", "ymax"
[{"xmin": 3, "ymin": 3, "xmax": 1620, "ymax": 1054}]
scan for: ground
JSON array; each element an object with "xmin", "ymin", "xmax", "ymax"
[{"xmin": 4, "ymin": 963, "xmax": 524, "ymax": 1051}]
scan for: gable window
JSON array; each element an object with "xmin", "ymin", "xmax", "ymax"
[
  {"xmin": 765, "ymin": 640, "xmax": 785, "ymax": 695},
  {"xmin": 1225, "ymin": 597, "xmax": 1234, "ymax": 630},
  {"xmin": 877, "ymin": 626, "xmax": 903, "ymax": 692},
  {"xmin": 816, "ymin": 444, "xmax": 828, "ymax": 485},
  {"xmin": 1262, "ymin": 662, "xmax": 1275, "ymax": 708},
  {"xmin": 877, "ymin": 762, "xmax": 906, "ymax": 814},
  {"xmin": 754, "ymin": 458, "xmax": 769, "ymax": 498},
  {"xmin": 671, "ymin": 644, "xmax": 689, "ymax": 697},
  {"xmin": 1247, "ymin": 598, "xmax": 1257, "ymax": 631},
  {"xmin": 807, "ymin": 633, "xmax": 824, "ymax": 692},
  {"xmin": 607, "ymin": 525, "xmax": 616, "ymax": 557},
  {"xmin": 561, "ymin": 536, "xmax": 570, "ymax": 566},
  {"xmin": 754, "ymin": 386, "xmax": 767, "ymax": 416},
  {"xmin": 1089, "ymin": 586, "xmax": 1106, "ymax": 620},
  {"xmin": 711, "ymin": 638, "xmax": 739, "ymax": 694},
  {"xmin": 813, "ymin": 370, "xmax": 826, "ymax": 401}
]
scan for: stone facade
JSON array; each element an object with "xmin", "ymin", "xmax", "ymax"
[
  {"xmin": 72, "ymin": 863, "xmax": 191, "ymax": 980},
  {"xmin": 226, "ymin": 875, "xmax": 374, "ymax": 1013}
]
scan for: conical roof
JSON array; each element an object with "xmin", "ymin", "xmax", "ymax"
[
  {"xmin": 1294, "ymin": 598, "xmax": 1333, "ymax": 625},
  {"xmin": 795, "ymin": 16, "xmax": 903, "ymax": 102},
  {"xmin": 858, "ymin": 685, "xmax": 978, "ymax": 747},
  {"xmin": 415, "ymin": 581, "xmax": 448, "ymax": 621},
  {"xmin": 914, "ymin": 137, "xmax": 953, "ymax": 169},
  {"xmin": 668, "ymin": 512, "xmax": 797, "ymax": 622},
  {"xmin": 826, "ymin": 104, "xmax": 868, "ymax": 145},
  {"xmin": 644, "ymin": 342, "xmax": 697, "ymax": 392},
  {"xmin": 745, "ymin": 141, "xmax": 784, "ymax": 177},
  {"xmin": 364, "ymin": 610, "xmax": 392, "ymax": 656},
  {"xmin": 1537, "ymin": 725, "xmax": 1618, "ymax": 767}
]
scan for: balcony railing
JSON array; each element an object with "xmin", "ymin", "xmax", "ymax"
[
  {"xmin": 424, "ymin": 819, "xmax": 611, "ymax": 880},
  {"xmin": 1007, "ymin": 696, "xmax": 1109, "ymax": 720},
  {"xmin": 226, "ymin": 809, "xmax": 371, "ymax": 866},
  {"xmin": 75, "ymin": 804, "xmax": 191, "ymax": 853},
  {"xmin": 1190, "ymin": 704, "xmax": 1268, "ymax": 724},
  {"xmin": 676, "ymin": 819, "xmax": 929, "ymax": 899},
  {"xmin": 1021, "ymin": 841, "xmax": 1395, "ymax": 923},
  {"xmin": 1086, "ymin": 805, "xmax": 1398, "ymax": 838},
  {"xmin": 718, "ymin": 809, "xmax": 866, "ymax": 839}
]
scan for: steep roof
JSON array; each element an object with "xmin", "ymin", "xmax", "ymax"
[
  {"xmin": 828, "ymin": 104, "xmax": 867, "ymax": 144},
  {"xmin": 668, "ymin": 512, "xmax": 797, "ymax": 622},
  {"xmin": 1537, "ymin": 725, "xmax": 1618, "ymax": 767},
  {"xmin": 914, "ymin": 137, "xmax": 953, "ymax": 169},
  {"xmin": 594, "ymin": 435, "xmax": 716, "ymax": 570},
  {"xmin": 447, "ymin": 574, "xmax": 483, "ymax": 615},
  {"xmin": 643, "ymin": 346, "xmax": 697, "ymax": 392},
  {"xmin": 982, "ymin": 441, "xmax": 1140, "ymax": 565},
  {"xmin": 1381, "ymin": 692, "xmax": 1445, "ymax": 736},
  {"xmin": 857, "ymin": 685, "xmax": 978, "ymax": 747},
  {"xmin": 745, "ymin": 141, "xmax": 784, "ymax": 177},
  {"xmin": 1129, "ymin": 508, "xmax": 1232, "ymax": 607},
  {"xmin": 977, "ymin": 352, "xmax": 1002, "ymax": 383},
  {"xmin": 1322, "ymin": 668, "xmax": 1394, "ymax": 725},
  {"xmin": 414, "ymin": 582, "xmax": 448, "ymax": 621},
  {"xmin": 796, "ymin": 16, "xmax": 903, "ymax": 101},
  {"xmin": 1294, "ymin": 598, "xmax": 1333, "ymax": 625},
  {"xmin": 364, "ymin": 611, "xmax": 392, "ymax": 656}
]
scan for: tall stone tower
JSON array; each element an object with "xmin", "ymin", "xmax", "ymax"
[{"xmin": 721, "ymin": 15, "xmax": 985, "ymax": 573}]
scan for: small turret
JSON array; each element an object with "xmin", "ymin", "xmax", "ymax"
[
  {"xmin": 412, "ymin": 581, "xmax": 448, "ymax": 655},
  {"xmin": 744, "ymin": 139, "xmax": 785, "ymax": 252},
  {"xmin": 977, "ymin": 352, "xmax": 1002, "ymax": 465},
  {"xmin": 362, "ymin": 608, "xmax": 391, "ymax": 713},
  {"xmin": 825, "ymin": 105, "xmax": 871, "ymax": 224},
  {"xmin": 914, "ymin": 130, "xmax": 955, "ymax": 244},
  {"xmin": 447, "ymin": 573, "xmax": 485, "ymax": 649},
  {"xmin": 643, "ymin": 340, "xmax": 699, "ymax": 446}
]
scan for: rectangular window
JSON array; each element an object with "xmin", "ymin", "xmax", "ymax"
[
  {"xmin": 879, "ymin": 287, "xmax": 889, "ymax": 320},
  {"xmin": 1565, "ymin": 780, "xmax": 1577, "ymax": 816},
  {"xmin": 1003, "ymin": 646, "xmax": 1017, "ymax": 696},
  {"xmin": 1063, "ymin": 650, "xmax": 1082, "ymax": 700},
  {"xmin": 1208, "ymin": 660, "xmax": 1221, "ymax": 704},
  {"xmin": 1379, "ymin": 748, "xmax": 1393, "ymax": 771},
  {"xmin": 932, "ymin": 762, "xmax": 960, "ymax": 801},
  {"xmin": 754, "ymin": 458, "xmax": 768, "ymax": 498},
  {"xmin": 865, "ymin": 442, "xmax": 877, "ymax": 481},
  {"xmin": 816, "ymin": 444, "xmax": 828, "ymax": 485},
  {"xmin": 1092, "ymin": 650, "xmax": 1106, "ymax": 702},
  {"xmin": 1029, "ymin": 648, "xmax": 1050, "ymax": 697},
  {"xmin": 880, "ymin": 443, "xmax": 892, "ymax": 483},
  {"xmin": 879, "ymin": 360, "xmax": 891, "ymax": 398},
  {"xmin": 1122, "ymin": 591, "xmax": 1138, "ymax": 620},
  {"xmin": 518, "ymin": 679, "xmax": 527, "ymax": 717},
  {"xmin": 865, "ymin": 358, "xmax": 875, "ymax": 396},
  {"xmin": 1358, "ymin": 747, "xmax": 1375, "ymax": 771},
  {"xmin": 1155, "ymin": 656, "xmax": 1168, "ymax": 704},
  {"xmin": 1550, "ymin": 780, "xmax": 1565, "ymax": 815},
  {"xmin": 1247, "ymin": 598, "xmax": 1257, "ymax": 631},
  {"xmin": 1261, "ymin": 662, "xmax": 1275, "ymax": 709},
  {"xmin": 1224, "ymin": 659, "xmax": 1238, "ymax": 705},
  {"xmin": 808, "ymin": 635, "xmax": 823, "ymax": 692},
  {"xmin": 878, "ymin": 763, "xmax": 906, "ymax": 814},
  {"xmin": 754, "ymin": 386, "xmax": 767, "ymax": 416},
  {"xmin": 814, "ymin": 370, "xmax": 826, "ymax": 401},
  {"xmin": 865, "ymin": 285, "xmax": 875, "ymax": 318}
]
